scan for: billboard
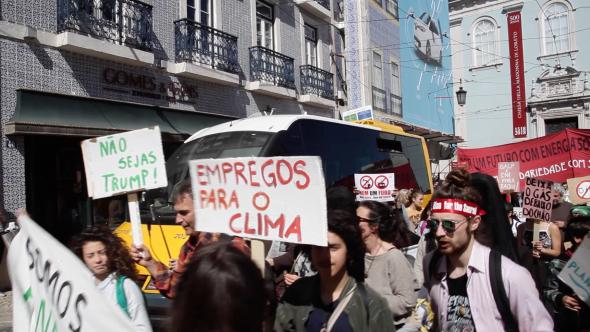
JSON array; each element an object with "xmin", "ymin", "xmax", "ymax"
[{"xmin": 399, "ymin": 0, "xmax": 454, "ymax": 134}]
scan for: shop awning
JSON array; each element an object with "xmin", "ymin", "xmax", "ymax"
[
  {"xmin": 388, "ymin": 119, "xmax": 463, "ymax": 144},
  {"xmin": 5, "ymin": 90, "xmax": 235, "ymax": 141}
]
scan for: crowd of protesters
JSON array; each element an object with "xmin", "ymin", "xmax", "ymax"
[{"xmin": 23, "ymin": 169, "xmax": 586, "ymax": 331}]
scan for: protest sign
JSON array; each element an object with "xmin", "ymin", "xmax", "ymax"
[
  {"xmin": 457, "ymin": 128, "xmax": 590, "ymax": 185},
  {"xmin": 8, "ymin": 214, "xmax": 134, "ymax": 332},
  {"xmin": 189, "ymin": 157, "xmax": 328, "ymax": 246},
  {"xmin": 497, "ymin": 162, "xmax": 520, "ymax": 192},
  {"xmin": 558, "ymin": 235, "xmax": 590, "ymax": 307},
  {"xmin": 354, "ymin": 173, "xmax": 396, "ymax": 202},
  {"xmin": 567, "ymin": 175, "xmax": 590, "ymax": 205},
  {"xmin": 522, "ymin": 177, "xmax": 553, "ymax": 222},
  {"xmin": 81, "ymin": 127, "xmax": 167, "ymax": 245},
  {"xmin": 81, "ymin": 127, "xmax": 167, "ymax": 199}
]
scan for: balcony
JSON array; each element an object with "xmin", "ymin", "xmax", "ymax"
[
  {"xmin": 298, "ymin": 65, "xmax": 334, "ymax": 108},
  {"xmin": 295, "ymin": 0, "xmax": 331, "ymax": 23},
  {"xmin": 57, "ymin": 0, "xmax": 153, "ymax": 65},
  {"xmin": 247, "ymin": 46, "xmax": 296, "ymax": 99},
  {"xmin": 169, "ymin": 19, "xmax": 240, "ymax": 86}
]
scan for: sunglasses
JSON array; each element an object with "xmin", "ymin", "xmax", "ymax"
[{"xmin": 427, "ymin": 218, "xmax": 469, "ymax": 234}]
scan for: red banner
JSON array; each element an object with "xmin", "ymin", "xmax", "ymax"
[
  {"xmin": 457, "ymin": 129, "xmax": 590, "ymax": 187},
  {"xmin": 507, "ymin": 12, "xmax": 527, "ymax": 138}
]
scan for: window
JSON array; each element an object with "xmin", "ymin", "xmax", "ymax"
[
  {"xmin": 541, "ymin": 2, "xmax": 573, "ymax": 55},
  {"xmin": 545, "ymin": 117, "xmax": 578, "ymax": 134},
  {"xmin": 390, "ymin": 61, "xmax": 401, "ymax": 115},
  {"xmin": 372, "ymin": 51, "xmax": 385, "ymax": 112},
  {"xmin": 187, "ymin": 0, "xmax": 213, "ymax": 25},
  {"xmin": 386, "ymin": 0, "xmax": 398, "ymax": 18},
  {"xmin": 390, "ymin": 61, "xmax": 400, "ymax": 95},
  {"xmin": 372, "ymin": 52, "xmax": 383, "ymax": 88},
  {"xmin": 256, "ymin": 0, "xmax": 273, "ymax": 49},
  {"xmin": 304, "ymin": 24, "xmax": 318, "ymax": 67},
  {"xmin": 472, "ymin": 18, "xmax": 497, "ymax": 67}
]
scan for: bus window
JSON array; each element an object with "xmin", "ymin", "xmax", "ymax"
[{"xmin": 280, "ymin": 120, "xmax": 430, "ymax": 193}]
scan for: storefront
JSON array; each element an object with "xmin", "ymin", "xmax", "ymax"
[{"xmin": 6, "ymin": 90, "xmax": 233, "ymax": 244}]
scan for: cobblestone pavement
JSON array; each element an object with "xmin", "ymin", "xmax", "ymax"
[{"xmin": 0, "ymin": 291, "xmax": 12, "ymax": 332}]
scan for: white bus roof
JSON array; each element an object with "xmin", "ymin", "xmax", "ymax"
[{"xmin": 185, "ymin": 114, "xmax": 380, "ymax": 143}]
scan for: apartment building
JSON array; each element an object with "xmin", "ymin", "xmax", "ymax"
[{"xmin": 0, "ymin": 0, "xmax": 339, "ymax": 238}]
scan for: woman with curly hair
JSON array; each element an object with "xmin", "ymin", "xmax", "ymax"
[
  {"xmin": 71, "ymin": 227, "xmax": 152, "ymax": 332},
  {"xmin": 275, "ymin": 210, "xmax": 394, "ymax": 332}
]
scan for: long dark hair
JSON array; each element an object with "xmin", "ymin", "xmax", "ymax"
[
  {"xmin": 327, "ymin": 210, "xmax": 366, "ymax": 282},
  {"xmin": 358, "ymin": 200, "xmax": 413, "ymax": 248},
  {"xmin": 471, "ymin": 172, "xmax": 519, "ymax": 263},
  {"xmin": 70, "ymin": 226, "xmax": 138, "ymax": 281},
  {"xmin": 170, "ymin": 242, "xmax": 267, "ymax": 332}
]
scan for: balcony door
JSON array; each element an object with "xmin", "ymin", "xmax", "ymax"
[
  {"xmin": 256, "ymin": 1, "xmax": 274, "ymax": 49},
  {"xmin": 187, "ymin": 0, "xmax": 215, "ymax": 62},
  {"xmin": 304, "ymin": 24, "xmax": 318, "ymax": 67}
]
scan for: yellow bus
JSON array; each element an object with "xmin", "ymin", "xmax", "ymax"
[{"xmin": 115, "ymin": 114, "xmax": 433, "ymax": 326}]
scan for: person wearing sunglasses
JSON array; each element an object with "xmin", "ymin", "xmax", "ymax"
[{"xmin": 424, "ymin": 169, "xmax": 553, "ymax": 332}]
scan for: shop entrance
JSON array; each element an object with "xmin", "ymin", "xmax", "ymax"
[{"xmin": 24, "ymin": 135, "xmax": 180, "ymax": 244}]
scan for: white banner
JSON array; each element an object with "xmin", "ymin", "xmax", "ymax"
[
  {"xmin": 558, "ymin": 236, "xmax": 590, "ymax": 307},
  {"xmin": 8, "ymin": 215, "xmax": 134, "ymax": 331},
  {"xmin": 354, "ymin": 173, "xmax": 396, "ymax": 202},
  {"xmin": 189, "ymin": 157, "xmax": 328, "ymax": 246},
  {"xmin": 81, "ymin": 127, "xmax": 167, "ymax": 199}
]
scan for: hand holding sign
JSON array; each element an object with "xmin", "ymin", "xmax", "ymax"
[{"xmin": 81, "ymin": 127, "xmax": 167, "ymax": 246}]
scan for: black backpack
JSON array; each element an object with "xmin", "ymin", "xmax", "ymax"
[{"xmin": 427, "ymin": 249, "xmax": 518, "ymax": 332}]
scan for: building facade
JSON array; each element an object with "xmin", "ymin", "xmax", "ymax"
[
  {"xmin": 343, "ymin": 0, "xmax": 402, "ymax": 122},
  {"xmin": 0, "ymin": 0, "xmax": 339, "ymax": 239},
  {"xmin": 449, "ymin": 0, "xmax": 590, "ymax": 148}
]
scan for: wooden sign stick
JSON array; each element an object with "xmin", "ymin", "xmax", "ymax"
[{"xmin": 128, "ymin": 193, "xmax": 143, "ymax": 246}]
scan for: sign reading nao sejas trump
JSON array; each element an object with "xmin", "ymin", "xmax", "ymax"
[
  {"xmin": 189, "ymin": 157, "xmax": 328, "ymax": 246},
  {"xmin": 8, "ymin": 214, "xmax": 134, "ymax": 332},
  {"xmin": 81, "ymin": 127, "xmax": 167, "ymax": 199}
]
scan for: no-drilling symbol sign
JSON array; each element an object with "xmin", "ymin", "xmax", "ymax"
[
  {"xmin": 360, "ymin": 176, "xmax": 374, "ymax": 189},
  {"xmin": 375, "ymin": 175, "xmax": 389, "ymax": 189},
  {"xmin": 567, "ymin": 176, "xmax": 590, "ymax": 205},
  {"xmin": 577, "ymin": 180, "xmax": 590, "ymax": 199},
  {"xmin": 354, "ymin": 173, "xmax": 396, "ymax": 202}
]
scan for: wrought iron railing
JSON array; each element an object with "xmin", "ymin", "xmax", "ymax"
[
  {"xmin": 174, "ymin": 19, "xmax": 240, "ymax": 74},
  {"xmin": 314, "ymin": 0, "xmax": 330, "ymax": 10},
  {"xmin": 249, "ymin": 46, "xmax": 295, "ymax": 89},
  {"xmin": 58, "ymin": 0, "xmax": 153, "ymax": 51},
  {"xmin": 372, "ymin": 86, "xmax": 386, "ymax": 113},
  {"xmin": 300, "ymin": 65, "xmax": 334, "ymax": 100}
]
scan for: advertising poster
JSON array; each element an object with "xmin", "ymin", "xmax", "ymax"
[
  {"xmin": 189, "ymin": 157, "xmax": 328, "ymax": 246},
  {"xmin": 399, "ymin": 0, "xmax": 454, "ymax": 134}
]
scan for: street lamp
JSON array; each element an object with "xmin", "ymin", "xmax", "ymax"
[{"xmin": 456, "ymin": 79, "xmax": 467, "ymax": 107}]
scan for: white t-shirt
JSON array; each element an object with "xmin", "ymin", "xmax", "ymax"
[{"xmin": 96, "ymin": 272, "xmax": 153, "ymax": 332}]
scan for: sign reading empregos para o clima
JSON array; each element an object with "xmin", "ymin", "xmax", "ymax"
[{"xmin": 189, "ymin": 157, "xmax": 328, "ymax": 246}]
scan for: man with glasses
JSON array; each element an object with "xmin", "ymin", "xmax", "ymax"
[{"xmin": 423, "ymin": 170, "xmax": 553, "ymax": 332}]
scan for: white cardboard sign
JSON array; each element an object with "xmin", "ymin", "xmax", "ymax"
[
  {"xmin": 354, "ymin": 173, "xmax": 396, "ymax": 202},
  {"xmin": 8, "ymin": 214, "xmax": 134, "ymax": 332},
  {"xmin": 558, "ymin": 236, "xmax": 590, "ymax": 307},
  {"xmin": 81, "ymin": 127, "xmax": 167, "ymax": 199},
  {"xmin": 497, "ymin": 162, "xmax": 520, "ymax": 192},
  {"xmin": 189, "ymin": 157, "xmax": 328, "ymax": 246},
  {"xmin": 522, "ymin": 177, "xmax": 553, "ymax": 222}
]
